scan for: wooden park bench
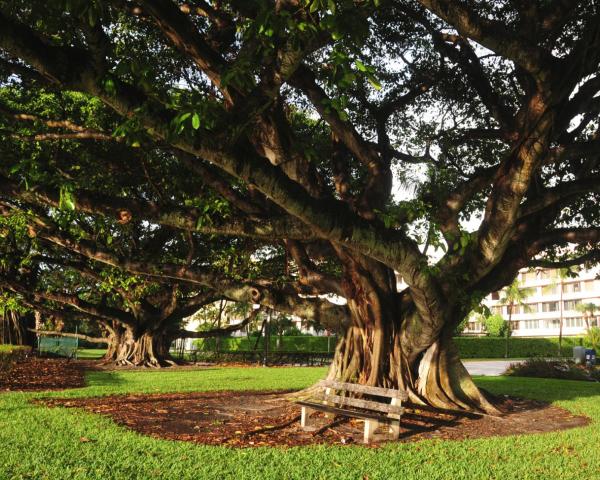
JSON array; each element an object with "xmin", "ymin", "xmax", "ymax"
[{"xmin": 297, "ymin": 379, "xmax": 408, "ymax": 443}]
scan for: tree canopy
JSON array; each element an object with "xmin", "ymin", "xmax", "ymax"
[{"xmin": 0, "ymin": 0, "xmax": 599, "ymax": 410}]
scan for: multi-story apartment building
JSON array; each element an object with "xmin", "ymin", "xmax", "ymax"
[{"xmin": 465, "ymin": 267, "xmax": 600, "ymax": 337}]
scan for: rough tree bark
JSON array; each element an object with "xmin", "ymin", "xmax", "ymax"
[
  {"xmin": 323, "ymin": 254, "xmax": 498, "ymax": 414},
  {"xmin": 103, "ymin": 324, "xmax": 176, "ymax": 368}
]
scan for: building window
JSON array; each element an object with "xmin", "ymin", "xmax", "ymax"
[
  {"xmin": 524, "ymin": 303, "xmax": 538, "ymax": 314},
  {"xmin": 542, "ymin": 301, "xmax": 558, "ymax": 312},
  {"xmin": 524, "ymin": 271, "xmax": 538, "ymax": 282},
  {"xmin": 540, "ymin": 270, "xmax": 558, "ymax": 280},
  {"xmin": 492, "ymin": 306, "xmax": 503, "ymax": 315},
  {"xmin": 584, "ymin": 280, "xmax": 596, "ymax": 291},
  {"xmin": 491, "ymin": 291, "xmax": 499, "ymax": 300},
  {"xmin": 562, "ymin": 282, "xmax": 581, "ymax": 293},
  {"xmin": 523, "ymin": 320, "xmax": 540, "ymax": 329},
  {"xmin": 564, "ymin": 299, "xmax": 581, "ymax": 311},
  {"xmin": 566, "ymin": 317, "xmax": 584, "ymax": 328},
  {"xmin": 542, "ymin": 284, "xmax": 558, "ymax": 295},
  {"xmin": 545, "ymin": 319, "xmax": 560, "ymax": 328},
  {"xmin": 508, "ymin": 305, "xmax": 522, "ymax": 315}
]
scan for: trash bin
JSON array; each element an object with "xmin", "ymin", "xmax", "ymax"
[
  {"xmin": 574, "ymin": 346, "xmax": 586, "ymax": 364},
  {"xmin": 585, "ymin": 349, "xmax": 596, "ymax": 366}
]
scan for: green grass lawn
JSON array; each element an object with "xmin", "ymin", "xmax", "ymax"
[
  {"xmin": 75, "ymin": 348, "xmax": 107, "ymax": 360},
  {"xmin": 1, "ymin": 366, "xmax": 599, "ymax": 480}
]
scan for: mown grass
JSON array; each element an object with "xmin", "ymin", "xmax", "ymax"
[
  {"xmin": 75, "ymin": 348, "xmax": 107, "ymax": 360},
  {"xmin": 1, "ymin": 366, "xmax": 599, "ymax": 479},
  {"xmin": 0, "ymin": 344, "xmax": 28, "ymax": 353}
]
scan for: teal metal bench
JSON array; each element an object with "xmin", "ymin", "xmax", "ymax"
[{"xmin": 38, "ymin": 336, "xmax": 78, "ymax": 359}]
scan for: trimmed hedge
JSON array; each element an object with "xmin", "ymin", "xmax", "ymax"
[
  {"xmin": 194, "ymin": 335, "xmax": 584, "ymax": 359},
  {"xmin": 194, "ymin": 335, "xmax": 338, "ymax": 353},
  {"xmin": 455, "ymin": 336, "xmax": 584, "ymax": 358}
]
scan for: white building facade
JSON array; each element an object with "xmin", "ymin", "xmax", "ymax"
[{"xmin": 465, "ymin": 267, "xmax": 600, "ymax": 337}]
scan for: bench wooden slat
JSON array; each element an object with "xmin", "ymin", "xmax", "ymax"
[
  {"xmin": 318, "ymin": 380, "xmax": 408, "ymax": 401},
  {"xmin": 298, "ymin": 401, "xmax": 401, "ymax": 423},
  {"xmin": 318, "ymin": 393, "xmax": 404, "ymax": 414}
]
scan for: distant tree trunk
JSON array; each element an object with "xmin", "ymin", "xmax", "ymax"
[
  {"xmin": 505, "ymin": 304, "xmax": 513, "ymax": 359},
  {"xmin": 215, "ymin": 299, "xmax": 224, "ymax": 353},
  {"xmin": 558, "ymin": 281, "xmax": 564, "ymax": 356},
  {"xmin": 103, "ymin": 324, "xmax": 175, "ymax": 367}
]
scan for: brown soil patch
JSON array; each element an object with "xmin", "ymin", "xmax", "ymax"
[
  {"xmin": 0, "ymin": 357, "xmax": 86, "ymax": 391},
  {"xmin": 43, "ymin": 390, "xmax": 589, "ymax": 447}
]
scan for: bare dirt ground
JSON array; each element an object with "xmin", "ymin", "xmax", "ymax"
[
  {"xmin": 3, "ymin": 358, "xmax": 589, "ymax": 447},
  {"xmin": 0, "ymin": 357, "xmax": 87, "ymax": 391},
  {"xmin": 44, "ymin": 390, "xmax": 589, "ymax": 447}
]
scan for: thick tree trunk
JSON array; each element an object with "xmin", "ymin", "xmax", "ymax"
[
  {"xmin": 324, "ymin": 257, "xmax": 499, "ymax": 414},
  {"xmin": 326, "ymin": 308, "xmax": 498, "ymax": 414},
  {"xmin": 103, "ymin": 326, "xmax": 175, "ymax": 367}
]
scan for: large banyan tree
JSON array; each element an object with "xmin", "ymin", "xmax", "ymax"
[{"xmin": 1, "ymin": 0, "xmax": 600, "ymax": 411}]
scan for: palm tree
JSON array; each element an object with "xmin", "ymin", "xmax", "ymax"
[
  {"xmin": 555, "ymin": 268, "xmax": 572, "ymax": 357},
  {"xmin": 499, "ymin": 278, "xmax": 534, "ymax": 358},
  {"xmin": 576, "ymin": 302, "xmax": 599, "ymax": 330}
]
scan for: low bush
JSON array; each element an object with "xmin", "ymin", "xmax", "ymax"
[
  {"xmin": 194, "ymin": 335, "xmax": 339, "ymax": 352},
  {"xmin": 505, "ymin": 358, "xmax": 600, "ymax": 381},
  {"xmin": 455, "ymin": 336, "xmax": 583, "ymax": 358},
  {"xmin": 584, "ymin": 327, "xmax": 600, "ymax": 350},
  {"xmin": 193, "ymin": 335, "xmax": 585, "ymax": 359}
]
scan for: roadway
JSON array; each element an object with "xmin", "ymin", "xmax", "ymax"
[{"xmin": 463, "ymin": 359, "xmax": 524, "ymax": 376}]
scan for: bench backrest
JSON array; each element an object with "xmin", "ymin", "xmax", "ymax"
[
  {"xmin": 318, "ymin": 380, "xmax": 408, "ymax": 400},
  {"xmin": 315, "ymin": 380, "xmax": 407, "ymax": 415}
]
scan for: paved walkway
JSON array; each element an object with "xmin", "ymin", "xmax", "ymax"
[{"xmin": 463, "ymin": 359, "xmax": 523, "ymax": 376}]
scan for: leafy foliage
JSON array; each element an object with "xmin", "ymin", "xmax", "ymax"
[{"xmin": 483, "ymin": 313, "xmax": 508, "ymax": 338}]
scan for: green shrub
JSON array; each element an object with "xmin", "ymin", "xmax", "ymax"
[
  {"xmin": 482, "ymin": 314, "xmax": 508, "ymax": 337},
  {"xmin": 194, "ymin": 335, "xmax": 338, "ymax": 352},
  {"xmin": 454, "ymin": 336, "xmax": 583, "ymax": 358},
  {"xmin": 584, "ymin": 327, "xmax": 600, "ymax": 350},
  {"xmin": 193, "ymin": 335, "xmax": 584, "ymax": 359},
  {"xmin": 505, "ymin": 358, "xmax": 596, "ymax": 381}
]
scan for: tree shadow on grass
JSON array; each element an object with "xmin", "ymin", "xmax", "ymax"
[{"xmin": 475, "ymin": 375, "xmax": 600, "ymax": 403}]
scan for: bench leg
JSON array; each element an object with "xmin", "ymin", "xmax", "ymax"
[
  {"xmin": 364, "ymin": 419, "xmax": 379, "ymax": 444},
  {"xmin": 389, "ymin": 419, "xmax": 401, "ymax": 440},
  {"xmin": 323, "ymin": 388, "xmax": 334, "ymax": 419},
  {"xmin": 301, "ymin": 406, "xmax": 315, "ymax": 429}
]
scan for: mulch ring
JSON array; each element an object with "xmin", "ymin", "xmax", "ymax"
[
  {"xmin": 42, "ymin": 390, "xmax": 589, "ymax": 448},
  {"xmin": 0, "ymin": 357, "xmax": 87, "ymax": 391}
]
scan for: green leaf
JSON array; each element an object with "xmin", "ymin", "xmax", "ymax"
[
  {"xmin": 178, "ymin": 112, "xmax": 191, "ymax": 125},
  {"xmin": 355, "ymin": 60, "xmax": 367, "ymax": 72},
  {"xmin": 192, "ymin": 113, "xmax": 201, "ymax": 130},
  {"xmin": 460, "ymin": 234, "xmax": 470, "ymax": 249},
  {"xmin": 59, "ymin": 186, "xmax": 76, "ymax": 211},
  {"xmin": 368, "ymin": 76, "xmax": 382, "ymax": 90},
  {"xmin": 103, "ymin": 78, "xmax": 116, "ymax": 95}
]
